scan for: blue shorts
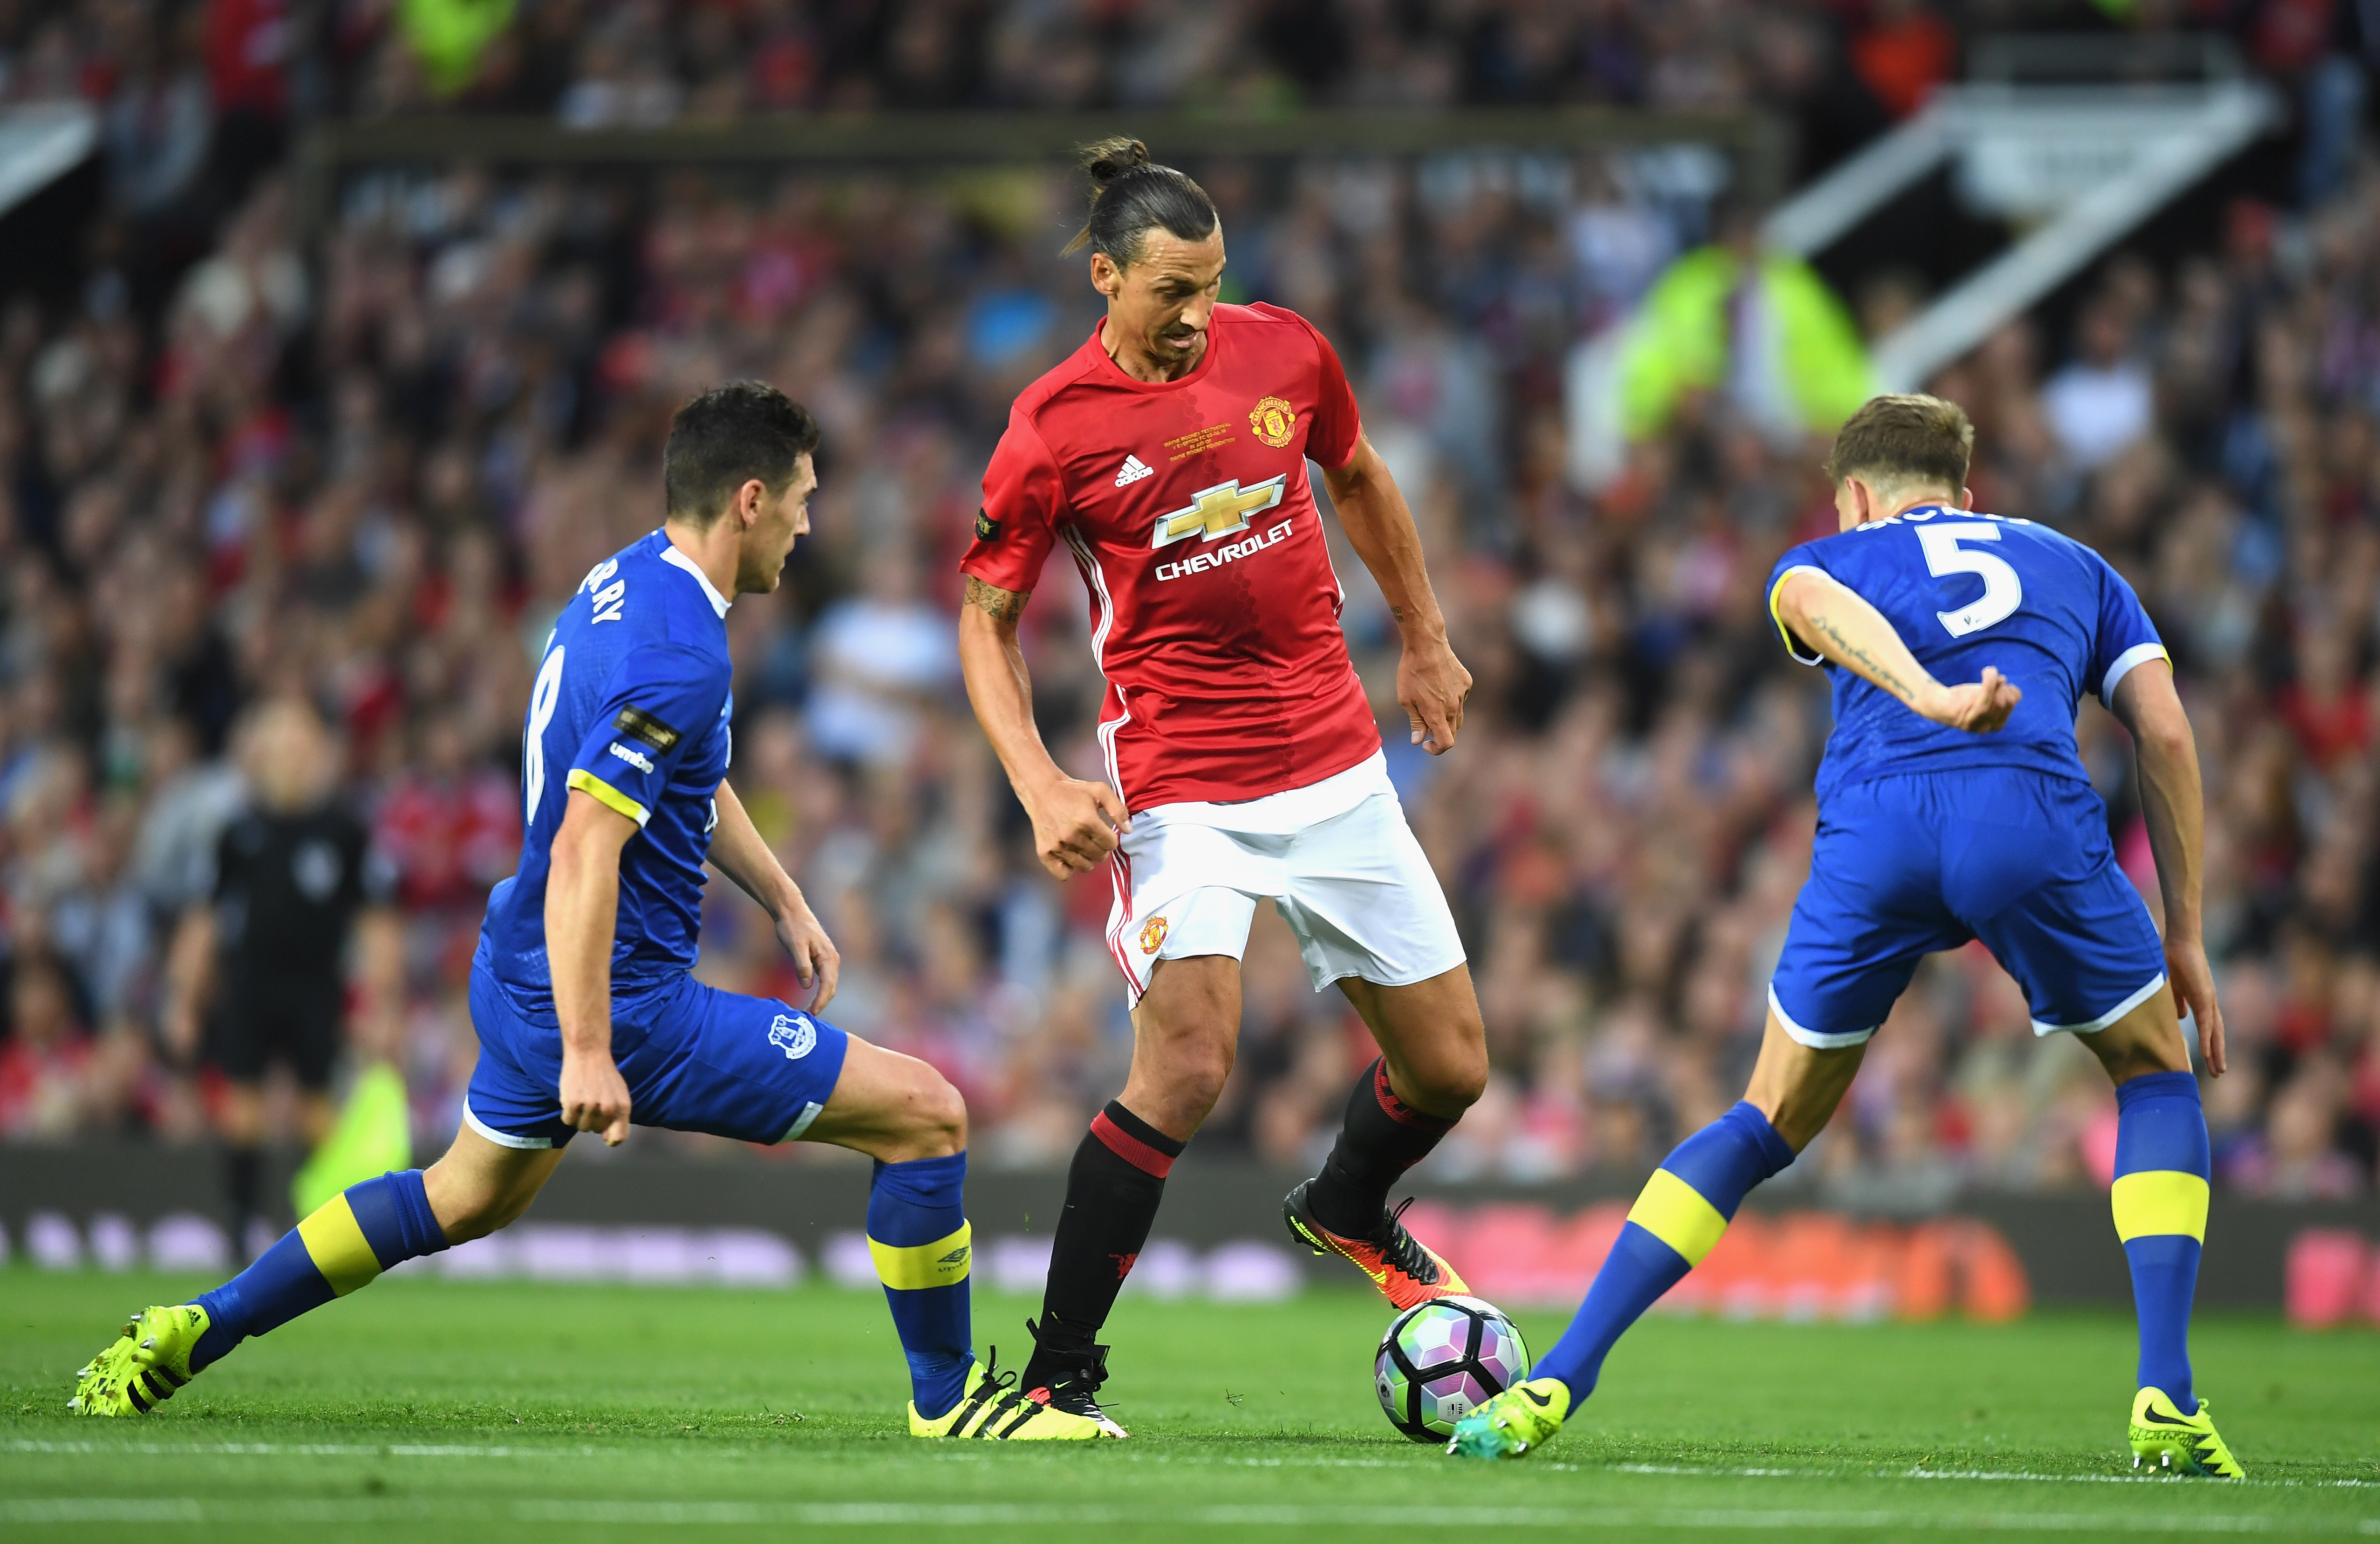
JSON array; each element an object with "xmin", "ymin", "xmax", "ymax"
[
  {"xmin": 463, "ymin": 962, "xmax": 851, "ymax": 1149},
  {"xmin": 1769, "ymin": 768, "xmax": 2168, "ymax": 1048}
]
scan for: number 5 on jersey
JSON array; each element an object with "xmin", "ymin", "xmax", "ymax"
[{"xmin": 1918, "ymin": 522, "xmax": 2022, "ymax": 638}]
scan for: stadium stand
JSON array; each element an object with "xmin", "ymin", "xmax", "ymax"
[{"xmin": 0, "ymin": 0, "xmax": 2372, "ymax": 1218}]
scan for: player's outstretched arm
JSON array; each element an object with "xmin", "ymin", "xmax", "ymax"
[
  {"xmin": 2110, "ymin": 659, "xmax": 2226, "ymax": 1076},
  {"xmin": 1773, "ymin": 568, "xmax": 2022, "ymax": 733},
  {"xmin": 1321, "ymin": 434, "xmax": 1473, "ymax": 754},
  {"xmin": 956, "ymin": 574, "xmax": 1129, "ymax": 879},
  {"xmin": 709, "ymin": 778, "xmax": 839, "ymax": 1012},
  {"xmin": 546, "ymin": 790, "xmax": 639, "ymax": 1144}
]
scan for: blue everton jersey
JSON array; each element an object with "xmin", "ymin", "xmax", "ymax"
[
  {"xmin": 1766, "ymin": 506, "xmax": 2166, "ymax": 802},
  {"xmin": 479, "ymin": 530, "xmax": 734, "ymax": 1002}
]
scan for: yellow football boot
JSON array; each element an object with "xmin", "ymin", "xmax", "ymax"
[
  {"xmin": 1446, "ymin": 1377, "xmax": 1572, "ymax": 1460},
  {"xmin": 911, "ymin": 1353, "xmax": 1118, "ymax": 1441},
  {"xmin": 68, "ymin": 1305, "xmax": 210, "ymax": 1417},
  {"xmin": 2129, "ymin": 1387, "xmax": 2244, "ymax": 1477}
]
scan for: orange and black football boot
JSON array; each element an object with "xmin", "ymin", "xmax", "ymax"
[{"xmin": 1282, "ymin": 1184, "xmax": 1469, "ymax": 1310}]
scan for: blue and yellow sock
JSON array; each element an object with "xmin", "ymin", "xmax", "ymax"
[
  {"xmin": 190, "ymin": 1169, "xmax": 449, "ymax": 1370},
  {"xmin": 1533, "ymin": 1102, "xmax": 1795, "ymax": 1402},
  {"xmin": 868, "ymin": 1151, "xmax": 975, "ymax": 1420},
  {"xmin": 2112, "ymin": 1069, "xmax": 2208, "ymax": 1412}
]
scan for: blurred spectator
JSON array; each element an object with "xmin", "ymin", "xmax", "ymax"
[
  {"xmin": 1609, "ymin": 201, "xmax": 1873, "ymax": 451},
  {"xmin": 0, "ymin": 951, "xmax": 96, "ymax": 1139},
  {"xmin": 2040, "ymin": 300, "xmax": 2154, "ymax": 472},
  {"xmin": 1850, "ymin": 0, "xmax": 1955, "ymax": 119},
  {"xmin": 0, "ymin": 2, "xmax": 2372, "ymax": 1209},
  {"xmin": 161, "ymin": 701, "xmax": 401, "ymax": 1243}
]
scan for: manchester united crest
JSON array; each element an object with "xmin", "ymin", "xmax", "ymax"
[
  {"xmin": 1249, "ymin": 395, "xmax": 1297, "ymax": 449},
  {"xmin": 1139, "ymin": 916, "xmax": 1169, "ymax": 955}
]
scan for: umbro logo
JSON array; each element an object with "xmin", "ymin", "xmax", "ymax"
[{"xmin": 1114, "ymin": 454, "xmax": 1154, "ymax": 488}]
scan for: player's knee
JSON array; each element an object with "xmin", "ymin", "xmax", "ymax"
[
  {"xmin": 917, "ymin": 1071, "xmax": 969, "ymax": 1157},
  {"xmin": 882, "ymin": 1066, "xmax": 968, "ymax": 1162},
  {"xmin": 1403, "ymin": 1044, "xmax": 1487, "ymax": 1116},
  {"xmin": 434, "ymin": 1186, "xmax": 526, "ymax": 1244}
]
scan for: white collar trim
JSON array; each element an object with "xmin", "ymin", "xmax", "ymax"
[{"xmin": 660, "ymin": 540, "xmax": 731, "ymax": 618}]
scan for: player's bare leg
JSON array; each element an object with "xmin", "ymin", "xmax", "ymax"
[
  {"xmin": 802, "ymin": 1036, "xmax": 967, "ymax": 1161},
  {"xmin": 1287, "ymin": 965, "xmax": 1487, "ymax": 1306},
  {"xmin": 1741, "ymin": 1011, "xmax": 1868, "ymax": 1149},
  {"xmin": 1016, "ymin": 953, "xmax": 1239, "ymax": 1432},
  {"xmin": 422, "ymin": 1126, "xmax": 567, "ymax": 1240},
  {"xmin": 2072, "ymin": 988, "xmax": 2241, "ymax": 1475}
]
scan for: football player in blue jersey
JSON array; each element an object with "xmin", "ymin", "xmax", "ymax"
[
  {"xmin": 1454, "ymin": 393, "xmax": 2244, "ymax": 1477},
  {"xmin": 71, "ymin": 383, "xmax": 1107, "ymax": 1440}
]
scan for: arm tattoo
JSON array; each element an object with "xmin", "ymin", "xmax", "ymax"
[
  {"xmin": 964, "ymin": 575, "xmax": 1030, "ymax": 622},
  {"xmin": 1810, "ymin": 609, "xmax": 1917, "ymax": 704}
]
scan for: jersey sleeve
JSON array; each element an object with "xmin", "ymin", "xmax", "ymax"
[
  {"xmin": 566, "ymin": 645, "xmax": 731, "ymax": 827},
  {"xmin": 959, "ymin": 406, "xmax": 1064, "ymax": 595},
  {"xmin": 2088, "ymin": 553, "xmax": 2169, "ymax": 705},
  {"xmin": 1302, "ymin": 315, "xmax": 1362, "ymax": 470},
  {"xmin": 1764, "ymin": 543, "xmax": 1832, "ymax": 667}
]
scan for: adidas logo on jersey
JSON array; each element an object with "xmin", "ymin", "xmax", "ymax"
[{"xmin": 1114, "ymin": 454, "xmax": 1154, "ymax": 488}]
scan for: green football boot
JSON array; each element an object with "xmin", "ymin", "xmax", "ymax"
[
  {"xmin": 2129, "ymin": 1387, "xmax": 2245, "ymax": 1478},
  {"xmin": 67, "ymin": 1305, "xmax": 210, "ymax": 1417},
  {"xmin": 910, "ymin": 1353, "xmax": 1117, "ymax": 1440},
  {"xmin": 1445, "ymin": 1377, "xmax": 1571, "ymax": 1460}
]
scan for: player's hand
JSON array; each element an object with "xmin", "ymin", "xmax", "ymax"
[
  {"xmin": 2167, "ymin": 935, "xmax": 2227, "ymax": 1076},
  {"xmin": 1400, "ymin": 633, "xmax": 1473, "ymax": 755},
  {"xmin": 1919, "ymin": 667, "xmax": 2022, "ymax": 734},
  {"xmin": 774, "ymin": 900, "xmax": 842, "ymax": 1015},
  {"xmin": 1023, "ymin": 774, "xmax": 1129, "ymax": 879},
  {"xmin": 560, "ymin": 1048, "xmax": 633, "ymax": 1146}
]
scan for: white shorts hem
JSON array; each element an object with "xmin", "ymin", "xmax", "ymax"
[
  {"xmin": 2032, "ymin": 973, "xmax": 2167, "ymax": 1037},
  {"xmin": 1768, "ymin": 984, "xmax": 1879, "ymax": 1049},
  {"xmin": 778, "ymin": 1100, "xmax": 825, "ymax": 1143},
  {"xmin": 463, "ymin": 1098, "xmax": 554, "ymax": 1150}
]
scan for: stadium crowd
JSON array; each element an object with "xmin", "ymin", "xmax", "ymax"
[{"xmin": 0, "ymin": 0, "xmax": 2375, "ymax": 1208}]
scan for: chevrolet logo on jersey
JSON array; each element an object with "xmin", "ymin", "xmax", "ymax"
[{"xmin": 1151, "ymin": 475, "xmax": 1287, "ymax": 549}]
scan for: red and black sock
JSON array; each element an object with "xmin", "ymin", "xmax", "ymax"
[
  {"xmin": 1304, "ymin": 1058, "xmax": 1458, "ymax": 1237},
  {"xmin": 1027, "ymin": 1100, "xmax": 1184, "ymax": 1373}
]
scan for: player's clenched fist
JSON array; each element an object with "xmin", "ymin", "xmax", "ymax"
[
  {"xmin": 1919, "ymin": 666, "xmax": 2022, "ymax": 734},
  {"xmin": 560, "ymin": 1049, "xmax": 633, "ymax": 1146},
  {"xmin": 1024, "ymin": 774, "xmax": 1130, "ymax": 878}
]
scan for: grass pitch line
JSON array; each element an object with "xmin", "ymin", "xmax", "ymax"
[
  {"xmin": 8, "ymin": 1439, "xmax": 2373, "ymax": 1493},
  {"xmin": 1597, "ymin": 1461, "xmax": 2380, "ymax": 1492},
  {"xmin": 4, "ymin": 1499, "xmax": 2376, "ymax": 1532},
  {"xmin": 2, "ymin": 1439, "xmax": 614, "ymax": 1459}
]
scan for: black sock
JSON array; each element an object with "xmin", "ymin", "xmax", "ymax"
[
  {"xmin": 1305, "ymin": 1058, "xmax": 1459, "ymax": 1237},
  {"xmin": 1028, "ymin": 1101, "xmax": 1184, "ymax": 1373},
  {"xmin": 225, "ymin": 1145, "xmax": 263, "ymax": 1236}
]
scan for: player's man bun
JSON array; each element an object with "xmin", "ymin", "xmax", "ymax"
[
  {"xmin": 1064, "ymin": 136, "xmax": 1219, "ymax": 265},
  {"xmin": 663, "ymin": 380, "xmax": 820, "ymax": 526},
  {"xmin": 1826, "ymin": 392, "xmax": 1974, "ymax": 496}
]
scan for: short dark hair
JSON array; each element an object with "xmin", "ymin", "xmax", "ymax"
[
  {"xmin": 662, "ymin": 381, "xmax": 820, "ymax": 524},
  {"xmin": 1062, "ymin": 137, "xmax": 1219, "ymax": 266},
  {"xmin": 1826, "ymin": 393, "xmax": 1974, "ymax": 492}
]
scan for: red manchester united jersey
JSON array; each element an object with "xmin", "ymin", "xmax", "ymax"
[{"xmin": 962, "ymin": 302, "xmax": 1381, "ymax": 810}]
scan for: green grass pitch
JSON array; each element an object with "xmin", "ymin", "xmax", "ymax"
[{"xmin": 2, "ymin": 1270, "xmax": 2374, "ymax": 1541}]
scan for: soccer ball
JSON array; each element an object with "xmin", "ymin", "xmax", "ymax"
[{"xmin": 1373, "ymin": 1295, "xmax": 1530, "ymax": 1442}]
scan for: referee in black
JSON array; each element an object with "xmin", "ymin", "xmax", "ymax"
[{"xmin": 163, "ymin": 698, "xmax": 401, "ymax": 1253}]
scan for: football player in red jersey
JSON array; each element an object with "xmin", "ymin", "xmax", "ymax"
[{"xmin": 956, "ymin": 139, "xmax": 1487, "ymax": 1434}]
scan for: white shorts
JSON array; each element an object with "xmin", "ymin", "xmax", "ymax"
[{"xmin": 1103, "ymin": 752, "xmax": 1467, "ymax": 1006}]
